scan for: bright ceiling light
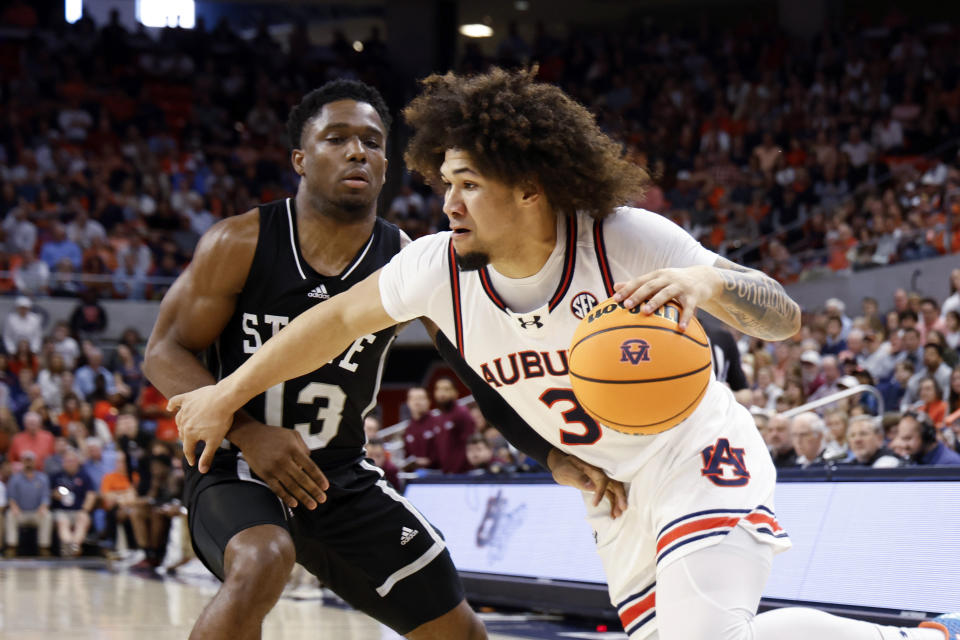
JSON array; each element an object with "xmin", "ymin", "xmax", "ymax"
[
  {"xmin": 64, "ymin": 0, "xmax": 83, "ymax": 23},
  {"xmin": 353, "ymin": 40, "xmax": 364, "ymax": 52},
  {"xmin": 137, "ymin": 0, "xmax": 195, "ymax": 29},
  {"xmin": 459, "ymin": 23, "xmax": 494, "ymax": 38}
]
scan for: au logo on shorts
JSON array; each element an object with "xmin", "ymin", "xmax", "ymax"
[
  {"xmin": 700, "ymin": 438, "xmax": 751, "ymax": 487},
  {"xmin": 620, "ymin": 339, "xmax": 651, "ymax": 364}
]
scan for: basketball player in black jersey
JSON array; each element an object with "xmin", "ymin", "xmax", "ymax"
[{"xmin": 145, "ymin": 81, "xmax": 625, "ymax": 640}]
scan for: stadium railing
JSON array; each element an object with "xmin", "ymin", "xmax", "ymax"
[{"xmin": 780, "ymin": 384, "xmax": 885, "ymax": 419}]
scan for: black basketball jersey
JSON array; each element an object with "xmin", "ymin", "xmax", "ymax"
[{"xmin": 207, "ymin": 198, "xmax": 401, "ymax": 467}]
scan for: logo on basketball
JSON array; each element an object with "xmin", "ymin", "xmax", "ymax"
[
  {"xmin": 570, "ymin": 291, "xmax": 599, "ymax": 319},
  {"xmin": 619, "ymin": 339, "xmax": 651, "ymax": 364}
]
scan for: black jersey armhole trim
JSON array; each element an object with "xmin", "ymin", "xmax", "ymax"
[
  {"xmin": 593, "ymin": 218, "xmax": 616, "ymax": 297},
  {"xmin": 547, "ymin": 214, "xmax": 578, "ymax": 312},
  {"xmin": 447, "ymin": 239, "xmax": 465, "ymax": 357}
]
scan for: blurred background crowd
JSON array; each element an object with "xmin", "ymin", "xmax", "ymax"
[{"xmin": 0, "ymin": 2, "xmax": 958, "ymax": 569}]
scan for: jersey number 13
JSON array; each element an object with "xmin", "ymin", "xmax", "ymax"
[{"xmin": 264, "ymin": 381, "xmax": 346, "ymax": 449}]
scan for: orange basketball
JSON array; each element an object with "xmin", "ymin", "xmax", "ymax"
[{"xmin": 568, "ymin": 299, "xmax": 712, "ymax": 435}]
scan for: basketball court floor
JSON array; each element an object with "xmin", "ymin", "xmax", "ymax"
[{"xmin": 0, "ymin": 561, "xmax": 626, "ymax": 639}]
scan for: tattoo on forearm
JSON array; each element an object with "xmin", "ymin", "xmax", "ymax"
[{"xmin": 715, "ymin": 261, "xmax": 800, "ymax": 340}]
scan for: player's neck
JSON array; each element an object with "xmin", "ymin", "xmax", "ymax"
[
  {"xmin": 294, "ymin": 191, "xmax": 377, "ymax": 277},
  {"xmin": 489, "ymin": 207, "xmax": 559, "ymax": 279}
]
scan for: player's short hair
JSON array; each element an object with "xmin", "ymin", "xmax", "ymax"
[
  {"xmin": 403, "ymin": 67, "xmax": 649, "ymax": 219},
  {"xmin": 286, "ymin": 79, "xmax": 392, "ymax": 149}
]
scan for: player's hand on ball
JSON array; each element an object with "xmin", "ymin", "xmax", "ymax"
[
  {"xmin": 168, "ymin": 385, "xmax": 234, "ymax": 473},
  {"xmin": 230, "ymin": 422, "xmax": 329, "ymax": 510},
  {"xmin": 548, "ymin": 449, "xmax": 628, "ymax": 519},
  {"xmin": 613, "ymin": 265, "xmax": 720, "ymax": 330}
]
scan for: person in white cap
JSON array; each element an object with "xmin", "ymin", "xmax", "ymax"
[
  {"xmin": 799, "ymin": 349, "xmax": 824, "ymax": 397},
  {"xmin": 3, "ymin": 295, "xmax": 43, "ymax": 354}
]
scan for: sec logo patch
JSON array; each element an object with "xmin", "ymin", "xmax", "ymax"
[{"xmin": 570, "ymin": 291, "xmax": 599, "ymax": 319}]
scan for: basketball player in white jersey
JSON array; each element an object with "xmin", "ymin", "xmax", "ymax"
[{"xmin": 168, "ymin": 69, "xmax": 959, "ymax": 640}]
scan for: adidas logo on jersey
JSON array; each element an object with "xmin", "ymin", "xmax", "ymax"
[
  {"xmin": 307, "ymin": 285, "xmax": 329, "ymax": 300},
  {"xmin": 400, "ymin": 526, "xmax": 419, "ymax": 546}
]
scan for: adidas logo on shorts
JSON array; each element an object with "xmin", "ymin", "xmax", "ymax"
[
  {"xmin": 400, "ymin": 527, "xmax": 419, "ymax": 546},
  {"xmin": 307, "ymin": 285, "xmax": 329, "ymax": 300}
]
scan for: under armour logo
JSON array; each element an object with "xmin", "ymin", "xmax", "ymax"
[
  {"xmin": 620, "ymin": 339, "xmax": 650, "ymax": 364},
  {"xmin": 518, "ymin": 315, "xmax": 543, "ymax": 329}
]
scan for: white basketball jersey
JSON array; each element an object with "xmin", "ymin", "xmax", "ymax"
[{"xmin": 380, "ymin": 208, "xmax": 754, "ymax": 481}]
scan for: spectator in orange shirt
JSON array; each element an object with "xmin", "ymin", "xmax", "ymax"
[
  {"xmin": 9, "ymin": 412, "xmax": 55, "ymax": 468},
  {"xmin": 914, "ymin": 376, "xmax": 948, "ymax": 428},
  {"xmin": 58, "ymin": 393, "xmax": 83, "ymax": 433},
  {"xmin": 100, "ymin": 454, "xmax": 142, "ymax": 552},
  {"xmin": 138, "ymin": 384, "xmax": 178, "ymax": 442},
  {"xmin": 8, "ymin": 340, "xmax": 39, "ymax": 378}
]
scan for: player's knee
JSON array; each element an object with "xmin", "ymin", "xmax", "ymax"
[{"xmin": 223, "ymin": 526, "xmax": 295, "ymax": 593}]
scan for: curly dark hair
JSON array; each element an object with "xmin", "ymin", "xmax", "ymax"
[
  {"xmin": 286, "ymin": 79, "xmax": 392, "ymax": 149},
  {"xmin": 403, "ymin": 67, "xmax": 647, "ymax": 218}
]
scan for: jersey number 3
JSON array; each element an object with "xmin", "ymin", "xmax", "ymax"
[
  {"xmin": 264, "ymin": 382, "xmax": 346, "ymax": 449},
  {"xmin": 540, "ymin": 388, "xmax": 602, "ymax": 446}
]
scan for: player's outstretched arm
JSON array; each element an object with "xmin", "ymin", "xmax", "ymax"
[
  {"xmin": 144, "ymin": 214, "xmax": 329, "ymax": 507},
  {"xmin": 168, "ymin": 269, "xmax": 396, "ymax": 472},
  {"xmin": 613, "ymin": 257, "xmax": 801, "ymax": 342}
]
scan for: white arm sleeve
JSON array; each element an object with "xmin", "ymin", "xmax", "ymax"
[
  {"xmin": 601, "ymin": 207, "xmax": 719, "ymax": 280},
  {"xmin": 378, "ymin": 232, "xmax": 452, "ymax": 324}
]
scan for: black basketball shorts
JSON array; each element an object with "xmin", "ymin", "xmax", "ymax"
[{"xmin": 184, "ymin": 449, "xmax": 465, "ymax": 634}]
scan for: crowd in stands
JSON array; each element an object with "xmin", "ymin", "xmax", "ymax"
[
  {"xmin": 3, "ymin": 8, "xmax": 959, "ymax": 303},
  {"xmin": 388, "ymin": 13, "xmax": 960, "ymax": 280},
  {"xmin": 736, "ymin": 267, "xmax": 960, "ymax": 469},
  {"xmin": 0, "ymin": 295, "xmax": 185, "ymax": 566},
  {"xmin": 1, "ymin": 5, "xmax": 390, "ymax": 301}
]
